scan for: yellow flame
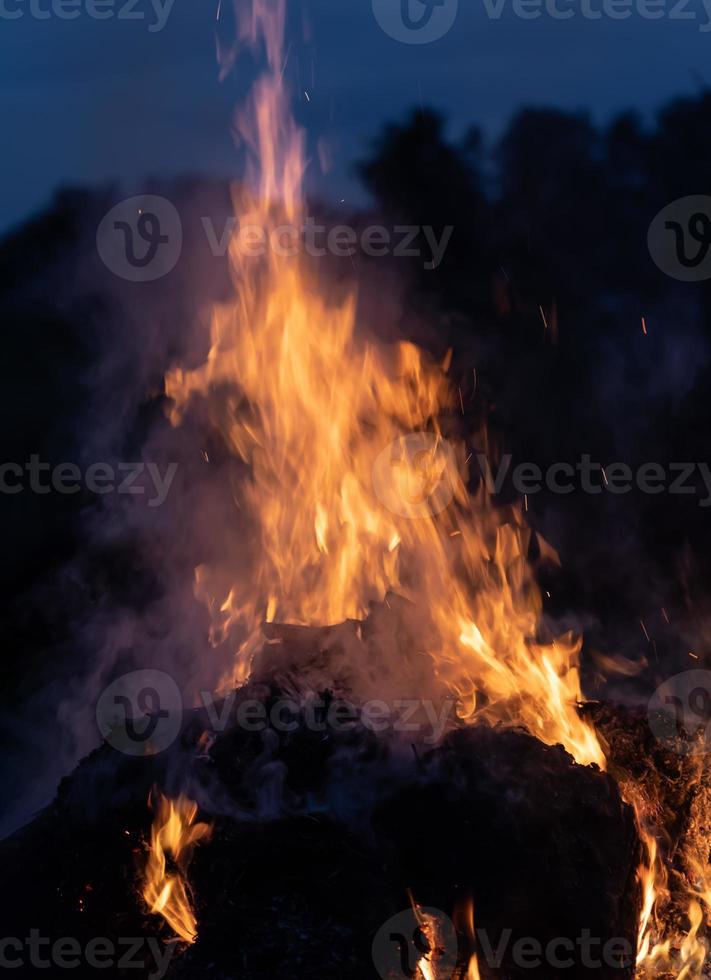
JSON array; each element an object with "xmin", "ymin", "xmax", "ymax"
[
  {"xmin": 164, "ymin": 0, "xmax": 711, "ymax": 972},
  {"xmin": 165, "ymin": 0, "xmax": 603, "ymax": 771},
  {"xmin": 630, "ymin": 759, "xmax": 710, "ymax": 978},
  {"xmin": 142, "ymin": 791, "xmax": 212, "ymax": 943},
  {"xmin": 459, "ymin": 897, "xmax": 482, "ymax": 980}
]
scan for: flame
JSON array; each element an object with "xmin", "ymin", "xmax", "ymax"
[
  {"xmin": 163, "ymin": 0, "xmax": 711, "ymax": 972},
  {"xmin": 165, "ymin": 0, "xmax": 603, "ymax": 771},
  {"xmin": 457, "ymin": 897, "xmax": 482, "ymax": 980},
  {"xmin": 408, "ymin": 896, "xmax": 446, "ymax": 980},
  {"xmin": 467, "ymin": 956, "xmax": 482, "ymax": 980},
  {"xmin": 142, "ymin": 790, "xmax": 212, "ymax": 943},
  {"xmin": 629, "ymin": 753, "xmax": 710, "ymax": 977}
]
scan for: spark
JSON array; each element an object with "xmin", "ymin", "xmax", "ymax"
[
  {"xmin": 661, "ymin": 607, "xmax": 670, "ymax": 624},
  {"xmin": 524, "ymin": 493, "xmax": 528, "ymax": 511},
  {"xmin": 640, "ymin": 620, "xmax": 650, "ymax": 642},
  {"xmin": 689, "ymin": 651, "xmax": 699, "ymax": 660},
  {"xmin": 601, "ymin": 467, "xmax": 608, "ymax": 486},
  {"xmin": 279, "ymin": 43, "xmax": 292, "ymax": 81},
  {"xmin": 459, "ymin": 387, "xmax": 464, "ymax": 415},
  {"xmin": 641, "ymin": 316, "xmax": 648, "ymax": 335},
  {"xmin": 304, "ymin": 90, "xmax": 310, "ymax": 102},
  {"xmin": 539, "ymin": 305, "xmax": 549, "ymax": 331},
  {"xmin": 464, "ymin": 452, "xmax": 473, "ymax": 465}
]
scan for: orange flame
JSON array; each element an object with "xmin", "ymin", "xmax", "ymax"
[
  {"xmin": 407, "ymin": 895, "xmax": 448, "ymax": 980},
  {"xmin": 629, "ymin": 756, "xmax": 710, "ymax": 977},
  {"xmin": 142, "ymin": 790, "xmax": 212, "ymax": 943},
  {"xmin": 458, "ymin": 897, "xmax": 482, "ymax": 980},
  {"xmin": 165, "ymin": 0, "xmax": 603, "ymax": 770},
  {"xmin": 164, "ymin": 0, "xmax": 710, "ymax": 973}
]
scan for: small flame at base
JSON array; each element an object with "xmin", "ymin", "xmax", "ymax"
[{"xmin": 142, "ymin": 790, "xmax": 212, "ymax": 944}]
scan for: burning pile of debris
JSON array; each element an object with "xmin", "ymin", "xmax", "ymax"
[
  {"xmin": 2, "ymin": 604, "xmax": 709, "ymax": 977},
  {"xmin": 2, "ymin": 602, "xmax": 643, "ymax": 980},
  {"xmin": 2, "ymin": 1, "xmax": 708, "ymax": 978}
]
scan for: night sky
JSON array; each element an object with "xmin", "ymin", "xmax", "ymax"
[{"xmin": 1, "ymin": 0, "xmax": 708, "ymax": 232}]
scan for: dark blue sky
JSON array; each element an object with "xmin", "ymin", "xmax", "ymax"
[{"xmin": 1, "ymin": 0, "xmax": 708, "ymax": 232}]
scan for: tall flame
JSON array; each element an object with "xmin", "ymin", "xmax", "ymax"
[
  {"xmin": 163, "ymin": 0, "xmax": 710, "ymax": 973},
  {"xmin": 142, "ymin": 791, "xmax": 212, "ymax": 943},
  {"xmin": 165, "ymin": 0, "xmax": 603, "ymax": 770}
]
